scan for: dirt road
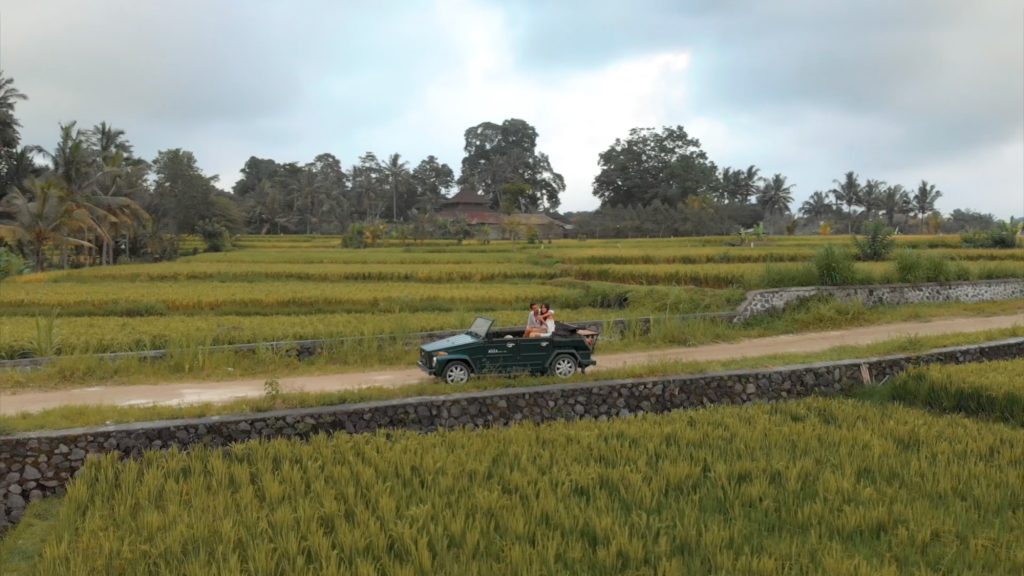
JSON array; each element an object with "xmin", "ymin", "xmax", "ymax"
[{"xmin": 2, "ymin": 313, "xmax": 1022, "ymax": 416}]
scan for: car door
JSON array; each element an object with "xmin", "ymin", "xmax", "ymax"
[
  {"xmin": 477, "ymin": 337, "xmax": 517, "ymax": 374},
  {"xmin": 515, "ymin": 337, "xmax": 555, "ymax": 374}
]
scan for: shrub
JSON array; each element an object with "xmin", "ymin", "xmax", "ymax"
[
  {"xmin": 813, "ymin": 245, "xmax": 856, "ymax": 286},
  {"xmin": 960, "ymin": 221, "xmax": 1021, "ymax": 249},
  {"xmin": 852, "ymin": 220, "xmax": 895, "ymax": 261},
  {"xmin": 0, "ymin": 246, "xmax": 27, "ymax": 279},
  {"xmin": 341, "ymin": 223, "xmax": 367, "ymax": 248},
  {"xmin": 143, "ymin": 233, "xmax": 180, "ymax": 261},
  {"xmin": 195, "ymin": 219, "xmax": 231, "ymax": 253}
]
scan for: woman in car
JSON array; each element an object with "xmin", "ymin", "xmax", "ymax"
[{"xmin": 540, "ymin": 303, "xmax": 555, "ymax": 336}]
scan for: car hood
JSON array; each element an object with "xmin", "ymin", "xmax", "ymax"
[{"xmin": 420, "ymin": 333, "xmax": 478, "ymax": 352}]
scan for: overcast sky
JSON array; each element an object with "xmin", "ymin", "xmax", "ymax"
[{"xmin": 3, "ymin": 0, "xmax": 1023, "ymax": 216}]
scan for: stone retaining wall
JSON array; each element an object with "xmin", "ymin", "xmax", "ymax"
[
  {"xmin": 733, "ymin": 279, "xmax": 1024, "ymax": 322},
  {"xmin": 2, "ymin": 337, "xmax": 1022, "ymax": 531}
]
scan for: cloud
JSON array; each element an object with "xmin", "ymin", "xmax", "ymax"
[{"xmin": 3, "ymin": 0, "xmax": 1020, "ymax": 217}]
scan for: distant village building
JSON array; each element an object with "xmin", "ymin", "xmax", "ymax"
[{"xmin": 436, "ymin": 189, "xmax": 572, "ymax": 240}]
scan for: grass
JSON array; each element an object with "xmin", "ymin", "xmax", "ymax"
[
  {"xmin": 878, "ymin": 359, "xmax": 1024, "ymax": 426},
  {"xmin": 2, "ymin": 296, "xmax": 1021, "ymax": 392},
  {"xmin": 0, "ymin": 499, "xmax": 61, "ymax": 576},
  {"xmin": 1, "ymin": 234, "xmax": 1020, "ymax": 384},
  {"xmin": 3, "ymin": 398, "xmax": 1023, "ymax": 575},
  {"xmin": 3, "ymin": 325, "xmax": 1021, "ymax": 434}
]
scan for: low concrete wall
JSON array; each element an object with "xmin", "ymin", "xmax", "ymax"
[
  {"xmin": 733, "ymin": 279, "xmax": 1024, "ymax": 322},
  {"xmin": 2, "ymin": 337, "xmax": 1022, "ymax": 531}
]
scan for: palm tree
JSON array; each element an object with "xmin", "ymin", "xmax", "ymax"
[
  {"xmin": 881, "ymin": 184, "xmax": 911, "ymax": 227},
  {"xmin": 0, "ymin": 71, "xmax": 27, "ymax": 151},
  {"xmin": 829, "ymin": 171, "xmax": 861, "ymax": 233},
  {"xmin": 35, "ymin": 122, "xmax": 150, "ymax": 264},
  {"xmin": 738, "ymin": 165, "xmax": 761, "ymax": 205},
  {"xmin": 0, "ymin": 178, "xmax": 101, "ymax": 271},
  {"xmin": 799, "ymin": 190, "xmax": 833, "ymax": 222},
  {"xmin": 859, "ymin": 179, "xmax": 886, "ymax": 223},
  {"xmin": 757, "ymin": 173, "xmax": 794, "ymax": 233},
  {"xmin": 1, "ymin": 146, "xmax": 42, "ymax": 197},
  {"xmin": 290, "ymin": 166, "xmax": 322, "ymax": 235},
  {"xmin": 912, "ymin": 180, "xmax": 942, "ymax": 232},
  {"xmin": 383, "ymin": 153, "xmax": 410, "ymax": 222}
]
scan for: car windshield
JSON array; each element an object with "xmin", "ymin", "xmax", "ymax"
[{"xmin": 467, "ymin": 317, "xmax": 493, "ymax": 339}]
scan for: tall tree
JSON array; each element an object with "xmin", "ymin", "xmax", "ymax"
[
  {"xmin": 309, "ymin": 153, "xmax": 347, "ymax": 232},
  {"xmin": 800, "ymin": 190, "xmax": 834, "ymax": 222},
  {"xmin": 738, "ymin": 165, "xmax": 761, "ymax": 205},
  {"xmin": 757, "ymin": 173, "xmax": 794, "ymax": 233},
  {"xmin": 458, "ymin": 119, "xmax": 565, "ymax": 211},
  {"xmin": 593, "ymin": 126, "xmax": 717, "ymax": 208},
  {"xmin": 411, "ymin": 155, "xmax": 454, "ymax": 213},
  {"xmin": 349, "ymin": 152, "xmax": 384, "ymax": 220},
  {"xmin": 150, "ymin": 149, "xmax": 219, "ymax": 234},
  {"xmin": 0, "ymin": 71, "xmax": 28, "ymax": 198},
  {"xmin": 830, "ymin": 171, "xmax": 862, "ymax": 233},
  {"xmin": 382, "ymin": 153, "xmax": 415, "ymax": 222},
  {"xmin": 881, "ymin": 184, "xmax": 911, "ymax": 227},
  {"xmin": 859, "ymin": 179, "xmax": 886, "ymax": 222},
  {"xmin": 912, "ymin": 180, "xmax": 942, "ymax": 232},
  {"xmin": 0, "ymin": 178, "xmax": 100, "ymax": 271}
]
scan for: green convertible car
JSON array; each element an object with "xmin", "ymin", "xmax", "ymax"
[{"xmin": 419, "ymin": 317, "xmax": 599, "ymax": 384}]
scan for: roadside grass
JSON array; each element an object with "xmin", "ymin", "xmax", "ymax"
[
  {"xmin": 851, "ymin": 358, "xmax": 1024, "ymax": 427},
  {"xmin": 2, "ymin": 297, "xmax": 1021, "ymax": 391},
  {"xmin": 0, "ymin": 498, "xmax": 60, "ymax": 576},
  {"xmin": 3, "ymin": 398, "xmax": 1023, "ymax": 575},
  {"xmin": 2, "ymin": 325, "xmax": 1021, "ymax": 434}
]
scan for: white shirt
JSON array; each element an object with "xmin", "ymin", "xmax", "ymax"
[{"xmin": 527, "ymin": 310, "xmax": 542, "ymax": 329}]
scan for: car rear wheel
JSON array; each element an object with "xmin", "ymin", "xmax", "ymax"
[
  {"xmin": 550, "ymin": 355, "xmax": 578, "ymax": 379},
  {"xmin": 442, "ymin": 361, "xmax": 471, "ymax": 385}
]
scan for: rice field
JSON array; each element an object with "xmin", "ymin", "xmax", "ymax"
[
  {"xmin": 888, "ymin": 358, "xmax": 1024, "ymax": 426},
  {"xmin": 4, "ymin": 397, "xmax": 1023, "ymax": 575},
  {"xmin": 0, "ymin": 235, "xmax": 1020, "ymax": 363}
]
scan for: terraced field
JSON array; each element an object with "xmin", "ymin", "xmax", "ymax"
[
  {"xmin": 3, "ymin": 236, "xmax": 1022, "ymax": 356},
  {"xmin": 3, "ymin": 393, "xmax": 1023, "ymax": 574},
  {"xmin": 0, "ymin": 235, "xmax": 1020, "ymax": 390}
]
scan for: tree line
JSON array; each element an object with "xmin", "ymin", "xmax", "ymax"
[{"xmin": 0, "ymin": 70, "xmax": 1015, "ymax": 272}]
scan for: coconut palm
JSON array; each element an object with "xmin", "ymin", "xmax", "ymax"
[
  {"xmin": 35, "ymin": 122, "xmax": 150, "ymax": 264},
  {"xmin": 1, "ymin": 146, "xmax": 42, "ymax": 197},
  {"xmin": 912, "ymin": 180, "xmax": 942, "ymax": 232},
  {"xmin": 757, "ymin": 173, "xmax": 794, "ymax": 233},
  {"xmin": 0, "ymin": 71, "xmax": 27, "ymax": 151},
  {"xmin": 738, "ymin": 165, "xmax": 761, "ymax": 205},
  {"xmin": 881, "ymin": 184, "xmax": 912, "ymax": 227},
  {"xmin": 799, "ymin": 190, "xmax": 833, "ymax": 222},
  {"xmin": 0, "ymin": 178, "xmax": 101, "ymax": 271},
  {"xmin": 383, "ymin": 153, "xmax": 411, "ymax": 222},
  {"xmin": 829, "ymin": 171, "xmax": 861, "ymax": 233},
  {"xmin": 859, "ymin": 179, "xmax": 886, "ymax": 223}
]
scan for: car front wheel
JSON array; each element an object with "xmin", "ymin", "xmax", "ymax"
[
  {"xmin": 550, "ymin": 355, "xmax": 578, "ymax": 379},
  {"xmin": 442, "ymin": 361, "xmax": 471, "ymax": 385}
]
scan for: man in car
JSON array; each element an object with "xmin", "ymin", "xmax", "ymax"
[{"xmin": 523, "ymin": 302, "xmax": 543, "ymax": 337}]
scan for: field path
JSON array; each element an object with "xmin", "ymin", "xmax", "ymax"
[{"xmin": 3, "ymin": 313, "xmax": 1023, "ymax": 416}]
